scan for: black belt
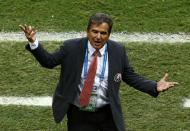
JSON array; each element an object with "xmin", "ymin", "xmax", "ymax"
[{"xmin": 69, "ymin": 104, "xmax": 110, "ymax": 113}]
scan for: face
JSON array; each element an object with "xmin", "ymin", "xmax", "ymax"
[{"xmin": 87, "ymin": 22, "xmax": 110, "ymax": 50}]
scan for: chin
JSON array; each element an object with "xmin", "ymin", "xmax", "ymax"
[
  {"xmin": 95, "ymin": 43, "xmax": 104, "ymax": 47},
  {"xmin": 94, "ymin": 45, "xmax": 102, "ymax": 49}
]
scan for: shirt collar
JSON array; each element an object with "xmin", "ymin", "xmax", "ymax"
[{"xmin": 88, "ymin": 40, "xmax": 107, "ymax": 56}]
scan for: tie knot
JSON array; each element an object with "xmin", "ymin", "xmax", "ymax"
[{"xmin": 93, "ymin": 49, "xmax": 100, "ymax": 56}]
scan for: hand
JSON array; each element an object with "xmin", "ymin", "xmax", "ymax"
[
  {"xmin": 157, "ymin": 73, "xmax": 179, "ymax": 92},
  {"xmin": 19, "ymin": 24, "xmax": 37, "ymax": 43}
]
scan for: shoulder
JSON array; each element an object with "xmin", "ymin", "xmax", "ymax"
[
  {"xmin": 62, "ymin": 37, "xmax": 87, "ymax": 50},
  {"xmin": 64, "ymin": 37, "xmax": 87, "ymax": 46},
  {"xmin": 107, "ymin": 39, "xmax": 126, "ymax": 51}
]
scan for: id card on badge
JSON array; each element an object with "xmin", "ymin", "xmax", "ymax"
[{"xmin": 80, "ymin": 92, "xmax": 97, "ymax": 112}]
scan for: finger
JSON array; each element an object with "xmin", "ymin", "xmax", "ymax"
[
  {"xmin": 24, "ymin": 25, "xmax": 35, "ymax": 35},
  {"xmin": 28, "ymin": 29, "xmax": 37, "ymax": 41},
  {"xmin": 24, "ymin": 24, "xmax": 27, "ymax": 28},
  {"xmin": 28, "ymin": 26, "xmax": 32, "ymax": 32},
  {"xmin": 29, "ymin": 27, "xmax": 37, "ymax": 35},
  {"xmin": 27, "ymin": 26, "xmax": 33, "ymax": 35},
  {"xmin": 24, "ymin": 24, "xmax": 31, "ymax": 34},
  {"xmin": 19, "ymin": 25, "xmax": 27, "ymax": 33},
  {"xmin": 24, "ymin": 24, "xmax": 28, "ymax": 31},
  {"xmin": 29, "ymin": 30, "xmax": 37, "ymax": 38},
  {"xmin": 172, "ymin": 82, "xmax": 179, "ymax": 85},
  {"xmin": 19, "ymin": 25, "xmax": 25, "ymax": 30},
  {"xmin": 168, "ymin": 82, "xmax": 179, "ymax": 87},
  {"xmin": 28, "ymin": 25, "xmax": 32, "ymax": 30},
  {"xmin": 162, "ymin": 73, "xmax": 168, "ymax": 81},
  {"xmin": 169, "ymin": 83, "xmax": 175, "ymax": 87}
]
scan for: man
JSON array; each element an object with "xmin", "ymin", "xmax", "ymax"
[{"xmin": 20, "ymin": 13, "xmax": 178, "ymax": 131}]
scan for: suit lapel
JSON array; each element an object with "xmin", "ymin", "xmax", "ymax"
[
  {"xmin": 107, "ymin": 40, "xmax": 115, "ymax": 88},
  {"xmin": 76, "ymin": 39, "xmax": 117, "ymax": 88},
  {"xmin": 76, "ymin": 37, "xmax": 88, "ymax": 79}
]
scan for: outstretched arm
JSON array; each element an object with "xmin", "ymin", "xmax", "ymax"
[
  {"xmin": 19, "ymin": 24, "xmax": 65, "ymax": 68},
  {"xmin": 122, "ymin": 46, "xmax": 178, "ymax": 97}
]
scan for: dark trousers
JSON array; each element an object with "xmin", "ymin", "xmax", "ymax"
[{"xmin": 67, "ymin": 104, "xmax": 118, "ymax": 131}]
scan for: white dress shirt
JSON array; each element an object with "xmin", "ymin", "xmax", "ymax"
[
  {"xmin": 74, "ymin": 41, "xmax": 109, "ymax": 108},
  {"xmin": 28, "ymin": 38, "xmax": 39, "ymax": 50}
]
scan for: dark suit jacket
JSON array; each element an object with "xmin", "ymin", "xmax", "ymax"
[{"xmin": 26, "ymin": 37, "xmax": 159, "ymax": 131}]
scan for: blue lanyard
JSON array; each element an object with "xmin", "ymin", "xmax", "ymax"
[{"xmin": 83, "ymin": 44, "xmax": 108, "ymax": 82}]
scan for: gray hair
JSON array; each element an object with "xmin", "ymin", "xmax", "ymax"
[{"xmin": 87, "ymin": 13, "xmax": 113, "ymax": 34}]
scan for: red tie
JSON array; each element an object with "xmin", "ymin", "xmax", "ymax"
[{"xmin": 80, "ymin": 49, "xmax": 99, "ymax": 107}]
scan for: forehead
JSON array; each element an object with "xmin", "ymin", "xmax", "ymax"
[{"xmin": 89, "ymin": 22, "xmax": 109, "ymax": 32}]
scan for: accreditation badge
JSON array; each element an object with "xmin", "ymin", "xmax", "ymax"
[{"xmin": 80, "ymin": 91, "xmax": 97, "ymax": 112}]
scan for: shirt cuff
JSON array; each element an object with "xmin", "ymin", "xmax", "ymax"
[{"xmin": 29, "ymin": 38, "xmax": 39, "ymax": 50}]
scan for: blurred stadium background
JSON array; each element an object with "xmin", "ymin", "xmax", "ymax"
[{"xmin": 0, "ymin": 0, "xmax": 190, "ymax": 130}]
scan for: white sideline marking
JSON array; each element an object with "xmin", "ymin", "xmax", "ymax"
[
  {"xmin": 183, "ymin": 98, "xmax": 190, "ymax": 108},
  {"xmin": 0, "ymin": 96, "xmax": 189, "ymax": 108},
  {"xmin": 0, "ymin": 32, "xmax": 190, "ymax": 43},
  {"xmin": 0, "ymin": 96, "xmax": 52, "ymax": 107}
]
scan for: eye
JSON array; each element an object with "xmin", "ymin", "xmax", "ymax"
[
  {"xmin": 92, "ymin": 30, "xmax": 98, "ymax": 34},
  {"xmin": 100, "ymin": 32, "xmax": 108, "ymax": 35}
]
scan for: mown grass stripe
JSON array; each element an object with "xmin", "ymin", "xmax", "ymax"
[{"xmin": 0, "ymin": 32, "xmax": 190, "ymax": 43}]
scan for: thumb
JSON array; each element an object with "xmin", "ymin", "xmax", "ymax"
[{"xmin": 161, "ymin": 73, "xmax": 168, "ymax": 81}]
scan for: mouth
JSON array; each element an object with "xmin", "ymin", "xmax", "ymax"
[
  {"xmin": 90, "ymin": 40, "xmax": 105, "ymax": 49},
  {"xmin": 94, "ymin": 41, "xmax": 101, "ymax": 45}
]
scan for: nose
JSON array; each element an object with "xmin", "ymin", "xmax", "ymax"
[{"xmin": 96, "ymin": 33, "xmax": 101, "ymax": 39}]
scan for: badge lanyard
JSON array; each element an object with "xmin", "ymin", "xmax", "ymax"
[
  {"xmin": 81, "ymin": 44, "xmax": 108, "ymax": 111},
  {"xmin": 83, "ymin": 44, "xmax": 108, "ymax": 83}
]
